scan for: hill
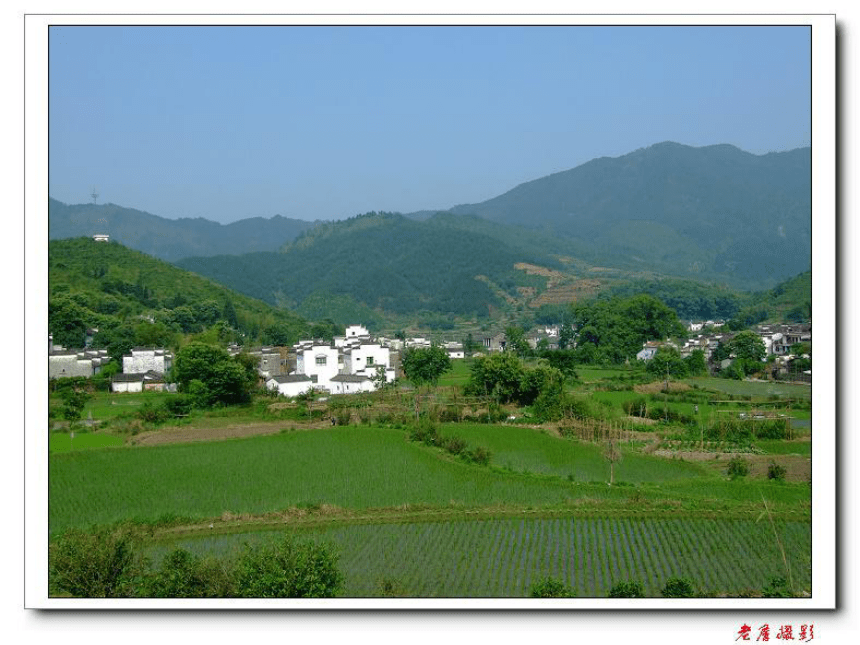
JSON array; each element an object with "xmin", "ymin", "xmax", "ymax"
[
  {"xmin": 49, "ymin": 238, "xmax": 318, "ymax": 354},
  {"xmin": 447, "ymin": 142, "xmax": 811, "ymax": 288},
  {"xmin": 48, "ymin": 198, "xmax": 315, "ymax": 262},
  {"xmin": 176, "ymin": 211, "xmax": 574, "ymax": 325}
]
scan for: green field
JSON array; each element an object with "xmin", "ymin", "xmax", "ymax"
[
  {"xmin": 49, "ymin": 426, "xmax": 622, "ymax": 534},
  {"xmin": 49, "ymin": 431, "xmax": 126, "ymax": 454},
  {"xmin": 49, "ymin": 424, "xmax": 810, "ymax": 536},
  {"xmin": 160, "ymin": 516, "xmax": 811, "ymax": 597},
  {"xmin": 443, "ymin": 423, "xmax": 710, "ymax": 483},
  {"xmin": 686, "ymin": 378, "xmax": 811, "ymax": 401},
  {"xmin": 436, "ymin": 359, "xmax": 473, "ymax": 387}
]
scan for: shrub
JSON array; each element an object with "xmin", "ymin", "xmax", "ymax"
[
  {"xmin": 409, "ymin": 419, "xmax": 438, "ymax": 444},
  {"xmin": 333, "ymin": 409, "xmax": 352, "ymax": 426},
  {"xmin": 164, "ymin": 395, "xmax": 194, "ymax": 417},
  {"xmin": 762, "ymin": 576, "xmax": 792, "ymax": 598},
  {"xmin": 235, "ymin": 536, "xmax": 343, "ymax": 598},
  {"xmin": 144, "ymin": 547, "xmax": 236, "ymax": 598},
  {"xmin": 379, "ymin": 577, "xmax": 407, "ymax": 597},
  {"xmin": 727, "ymin": 456, "xmax": 750, "ymax": 480},
  {"xmin": 529, "ymin": 577, "xmax": 574, "ymax": 598},
  {"xmin": 439, "ymin": 435, "xmax": 467, "ymax": 455},
  {"xmin": 49, "ymin": 525, "xmax": 145, "ymax": 598},
  {"xmin": 466, "ymin": 446, "xmax": 492, "ymax": 466},
  {"xmin": 661, "ymin": 577, "xmax": 696, "ymax": 598},
  {"xmin": 767, "ymin": 461, "xmax": 787, "ymax": 481},
  {"xmin": 608, "ymin": 581, "xmax": 645, "ymax": 598}
]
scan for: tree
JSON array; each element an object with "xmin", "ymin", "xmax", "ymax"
[
  {"xmin": 603, "ymin": 437, "xmax": 623, "ymax": 486},
  {"xmin": 463, "ymin": 333, "xmax": 475, "ymax": 357},
  {"xmin": 504, "ymin": 325, "xmax": 530, "ymax": 358},
  {"xmin": 174, "ymin": 343, "xmax": 256, "ymax": 407},
  {"xmin": 558, "ymin": 322, "xmax": 574, "ymax": 350},
  {"xmin": 684, "ymin": 349, "xmax": 708, "ymax": 376},
  {"xmin": 661, "ymin": 577, "xmax": 696, "ymax": 598},
  {"xmin": 730, "ymin": 331, "xmax": 766, "ymax": 363},
  {"xmin": 465, "ymin": 352, "xmax": 525, "ymax": 405},
  {"xmin": 400, "ymin": 345, "xmax": 452, "ymax": 420},
  {"xmin": 646, "ymin": 346, "xmax": 688, "ymax": 379}
]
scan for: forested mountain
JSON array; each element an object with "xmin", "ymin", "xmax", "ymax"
[
  {"xmin": 177, "ymin": 212, "xmax": 564, "ymax": 322},
  {"xmin": 49, "ymin": 238, "xmax": 322, "ymax": 355},
  {"xmin": 446, "ymin": 142, "xmax": 811, "ymax": 288},
  {"xmin": 49, "ymin": 199, "xmax": 315, "ymax": 262}
]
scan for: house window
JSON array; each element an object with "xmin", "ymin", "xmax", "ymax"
[
  {"xmin": 366, "ymin": 357, "xmax": 374, "ymax": 366},
  {"xmin": 315, "ymin": 356, "xmax": 327, "ymax": 366}
]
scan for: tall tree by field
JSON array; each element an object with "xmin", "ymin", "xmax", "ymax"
[
  {"xmin": 173, "ymin": 343, "xmax": 258, "ymax": 407},
  {"xmin": 730, "ymin": 331, "xmax": 767, "ymax": 362},
  {"xmin": 504, "ymin": 325, "xmax": 531, "ymax": 358},
  {"xmin": 570, "ymin": 294, "xmax": 686, "ymax": 364},
  {"xmin": 400, "ymin": 345, "xmax": 452, "ymax": 420}
]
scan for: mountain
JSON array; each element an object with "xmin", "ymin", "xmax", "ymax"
[
  {"xmin": 49, "ymin": 237, "xmax": 315, "ymax": 351},
  {"xmin": 446, "ymin": 142, "xmax": 811, "ymax": 288},
  {"xmin": 176, "ymin": 211, "xmax": 573, "ymax": 323},
  {"xmin": 48, "ymin": 199, "xmax": 315, "ymax": 262}
]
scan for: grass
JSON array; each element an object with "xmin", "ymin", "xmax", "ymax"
[
  {"xmin": 158, "ymin": 516, "xmax": 811, "ymax": 598},
  {"xmin": 686, "ymin": 378, "xmax": 811, "ymax": 401},
  {"xmin": 49, "ymin": 430, "xmax": 125, "ymax": 454},
  {"xmin": 443, "ymin": 423, "xmax": 712, "ymax": 483},
  {"xmin": 49, "ymin": 426, "xmax": 633, "ymax": 534},
  {"xmin": 754, "ymin": 440, "xmax": 811, "ymax": 456},
  {"xmin": 436, "ymin": 359, "xmax": 473, "ymax": 387},
  {"xmin": 575, "ymin": 366, "xmax": 642, "ymax": 383}
]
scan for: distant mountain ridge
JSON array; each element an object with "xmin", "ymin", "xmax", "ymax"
[
  {"xmin": 48, "ymin": 198, "xmax": 316, "ymax": 262},
  {"xmin": 443, "ymin": 142, "xmax": 811, "ymax": 286}
]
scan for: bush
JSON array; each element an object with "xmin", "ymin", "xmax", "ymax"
[
  {"xmin": 144, "ymin": 547, "xmax": 236, "ymax": 598},
  {"xmin": 762, "ymin": 576, "xmax": 792, "ymax": 598},
  {"xmin": 333, "ymin": 409, "xmax": 352, "ymax": 426},
  {"xmin": 438, "ymin": 435, "xmax": 467, "ymax": 455},
  {"xmin": 529, "ymin": 577, "xmax": 574, "ymax": 598},
  {"xmin": 409, "ymin": 419, "xmax": 438, "ymax": 444},
  {"xmin": 235, "ymin": 536, "xmax": 343, "ymax": 598},
  {"xmin": 164, "ymin": 395, "xmax": 194, "ymax": 417},
  {"xmin": 466, "ymin": 446, "xmax": 492, "ymax": 466},
  {"xmin": 49, "ymin": 525, "xmax": 145, "ymax": 598},
  {"xmin": 727, "ymin": 456, "xmax": 750, "ymax": 480},
  {"xmin": 661, "ymin": 577, "xmax": 696, "ymax": 598},
  {"xmin": 767, "ymin": 461, "xmax": 787, "ymax": 481},
  {"xmin": 608, "ymin": 580, "xmax": 645, "ymax": 598}
]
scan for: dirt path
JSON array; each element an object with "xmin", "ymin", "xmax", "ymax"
[{"xmin": 129, "ymin": 419, "xmax": 335, "ymax": 446}]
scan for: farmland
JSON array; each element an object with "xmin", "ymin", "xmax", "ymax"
[
  {"xmin": 48, "ymin": 367, "xmax": 812, "ymax": 598},
  {"xmin": 157, "ymin": 516, "xmax": 810, "ymax": 597}
]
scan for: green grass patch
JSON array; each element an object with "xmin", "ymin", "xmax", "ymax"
[
  {"xmin": 754, "ymin": 440, "xmax": 811, "ymax": 456},
  {"xmin": 687, "ymin": 378, "xmax": 811, "ymax": 401},
  {"xmin": 50, "ymin": 426, "xmax": 637, "ymax": 535},
  {"xmin": 436, "ymin": 359, "xmax": 473, "ymax": 387},
  {"xmin": 444, "ymin": 423, "xmax": 712, "ymax": 484},
  {"xmin": 49, "ymin": 431, "xmax": 126, "ymax": 454}
]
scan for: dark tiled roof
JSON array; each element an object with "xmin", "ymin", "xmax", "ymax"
[
  {"xmin": 269, "ymin": 375, "xmax": 312, "ymax": 383},
  {"xmin": 330, "ymin": 374, "xmax": 370, "ymax": 383},
  {"xmin": 112, "ymin": 373, "xmax": 146, "ymax": 382}
]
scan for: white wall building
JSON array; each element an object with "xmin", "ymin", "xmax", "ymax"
[
  {"xmin": 329, "ymin": 374, "xmax": 375, "ymax": 394},
  {"xmin": 295, "ymin": 342, "xmax": 341, "ymax": 391},
  {"xmin": 266, "ymin": 374, "xmax": 315, "ymax": 398},
  {"xmin": 122, "ymin": 348, "xmax": 173, "ymax": 375}
]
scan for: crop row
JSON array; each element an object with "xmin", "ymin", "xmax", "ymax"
[{"xmin": 163, "ymin": 516, "xmax": 811, "ymax": 597}]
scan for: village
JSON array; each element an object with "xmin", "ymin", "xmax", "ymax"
[{"xmin": 48, "ymin": 317, "xmax": 813, "ymax": 396}]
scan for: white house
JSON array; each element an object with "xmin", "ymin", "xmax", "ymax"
[
  {"xmin": 443, "ymin": 342, "xmax": 464, "ymax": 359},
  {"xmin": 295, "ymin": 342, "xmax": 341, "ymax": 391},
  {"xmin": 122, "ymin": 347, "xmax": 173, "ymax": 375},
  {"xmin": 92, "ymin": 234, "xmax": 110, "ymax": 242},
  {"xmin": 329, "ymin": 374, "xmax": 375, "ymax": 394},
  {"xmin": 111, "ymin": 373, "xmax": 145, "ymax": 393},
  {"xmin": 342, "ymin": 341, "xmax": 394, "ymax": 381},
  {"xmin": 266, "ymin": 374, "xmax": 315, "ymax": 398},
  {"xmin": 49, "ymin": 347, "xmax": 110, "ymax": 379}
]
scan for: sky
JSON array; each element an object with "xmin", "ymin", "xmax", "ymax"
[{"xmin": 48, "ymin": 25, "xmax": 811, "ymax": 224}]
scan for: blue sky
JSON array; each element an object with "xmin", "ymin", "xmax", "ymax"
[{"xmin": 48, "ymin": 25, "xmax": 811, "ymax": 224}]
